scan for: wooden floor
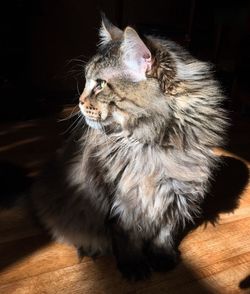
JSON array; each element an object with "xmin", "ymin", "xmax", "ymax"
[{"xmin": 0, "ymin": 107, "xmax": 249, "ymax": 294}]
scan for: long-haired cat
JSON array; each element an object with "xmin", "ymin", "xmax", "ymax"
[{"xmin": 31, "ymin": 15, "xmax": 227, "ymax": 280}]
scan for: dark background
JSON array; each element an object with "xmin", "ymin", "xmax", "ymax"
[
  {"xmin": 1, "ymin": 0, "xmax": 250, "ymax": 122},
  {"xmin": 0, "ymin": 2, "xmax": 250, "ymax": 292}
]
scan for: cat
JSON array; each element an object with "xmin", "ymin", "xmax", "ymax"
[{"xmin": 31, "ymin": 14, "xmax": 228, "ymax": 280}]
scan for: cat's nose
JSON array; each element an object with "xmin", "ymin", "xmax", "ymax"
[{"xmin": 79, "ymin": 95, "xmax": 98, "ymax": 112}]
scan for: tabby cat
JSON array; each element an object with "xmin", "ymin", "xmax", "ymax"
[{"xmin": 31, "ymin": 15, "xmax": 227, "ymax": 280}]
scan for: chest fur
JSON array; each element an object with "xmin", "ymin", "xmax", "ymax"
[{"xmin": 98, "ymin": 140, "xmax": 210, "ymax": 233}]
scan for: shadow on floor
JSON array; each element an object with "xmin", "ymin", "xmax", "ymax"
[
  {"xmin": 0, "ymin": 234, "xmax": 51, "ymax": 271},
  {"xmin": 239, "ymin": 275, "xmax": 250, "ymax": 289},
  {"xmin": 201, "ymin": 155, "xmax": 249, "ymax": 224}
]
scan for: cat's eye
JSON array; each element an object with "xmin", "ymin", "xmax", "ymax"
[{"xmin": 95, "ymin": 79, "xmax": 106, "ymax": 91}]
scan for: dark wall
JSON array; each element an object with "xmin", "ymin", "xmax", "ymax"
[
  {"xmin": 1, "ymin": 0, "xmax": 250, "ymax": 120},
  {"xmin": 31, "ymin": 0, "xmax": 100, "ymax": 93}
]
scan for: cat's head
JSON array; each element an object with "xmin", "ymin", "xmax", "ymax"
[{"xmin": 79, "ymin": 15, "xmax": 171, "ymax": 139}]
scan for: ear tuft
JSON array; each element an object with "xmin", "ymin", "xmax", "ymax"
[{"xmin": 99, "ymin": 13, "xmax": 123, "ymax": 46}]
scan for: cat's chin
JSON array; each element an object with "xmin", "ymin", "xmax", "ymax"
[{"xmin": 84, "ymin": 117, "xmax": 112, "ymax": 130}]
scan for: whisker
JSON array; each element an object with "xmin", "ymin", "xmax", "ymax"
[
  {"xmin": 61, "ymin": 113, "xmax": 82, "ymax": 135},
  {"xmin": 58, "ymin": 106, "xmax": 80, "ymax": 122},
  {"xmin": 76, "ymin": 80, "xmax": 81, "ymax": 96},
  {"xmin": 65, "ymin": 56, "xmax": 88, "ymax": 66}
]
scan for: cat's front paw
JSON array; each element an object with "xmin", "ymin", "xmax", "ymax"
[
  {"xmin": 147, "ymin": 247, "xmax": 180, "ymax": 272},
  {"xmin": 117, "ymin": 257, "xmax": 151, "ymax": 281},
  {"xmin": 76, "ymin": 246, "xmax": 101, "ymax": 262}
]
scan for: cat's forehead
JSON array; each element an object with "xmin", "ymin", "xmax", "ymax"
[
  {"xmin": 85, "ymin": 55, "xmax": 145, "ymax": 84},
  {"xmin": 85, "ymin": 53, "xmax": 119, "ymax": 79},
  {"xmin": 85, "ymin": 42, "xmax": 121, "ymax": 78}
]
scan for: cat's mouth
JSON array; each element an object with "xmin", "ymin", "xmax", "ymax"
[{"xmin": 79, "ymin": 101, "xmax": 113, "ymax": 130}]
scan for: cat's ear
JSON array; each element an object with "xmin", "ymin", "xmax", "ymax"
[
  {"xmin": 122, "ymin": 27, "xmax": 152, "ymax": 80},
  {"xmin": 99, "ymin": 13, "xmax": 123, "ymax": 46}
]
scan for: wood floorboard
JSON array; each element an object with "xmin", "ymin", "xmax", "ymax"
[{"xmin": 0, "ymin": 110, "xmax": 249, "ymax": 293}]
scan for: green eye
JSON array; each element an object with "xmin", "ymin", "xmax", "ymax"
[{"xmin": 96, "ymin": 79, "xmax": 106, "ymax": 90}]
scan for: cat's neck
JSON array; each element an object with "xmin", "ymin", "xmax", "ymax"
[{"xmin": 86, "ymin": 127, "xmax": 167, "ymax": 152}]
